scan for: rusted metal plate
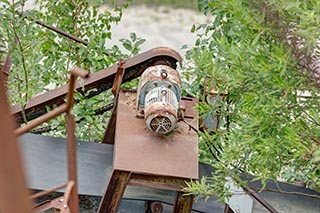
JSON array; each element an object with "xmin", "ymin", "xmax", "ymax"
[
  {"xmin": 113, "ymin": 90, "xmax": 198, "ymax": 179},
  {"xmin": 11, "ymin": 47, "xmax": 182, "ymax": 123}
]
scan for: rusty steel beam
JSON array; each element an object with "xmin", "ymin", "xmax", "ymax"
[
  {"xmin": 99, "ymin": 170, "xmax": 195, "ymax": 213},
  {"xmin": 128, "ymin": 173, "xmax": 192, "ymax": 192},
  {"xmin": 11, "ymin": 47, "xmax": 182, "ymax": 124},
  {"xmin": 14, "ymin": 68, "xmax": 89, "ymax": 136},
  {"xmin": 173, "ymin": 191, "xmax": 194, "ymax": 213},
  {"xmin": 98, "ymin": 170, "xmax": 131, "ymax": 213}
]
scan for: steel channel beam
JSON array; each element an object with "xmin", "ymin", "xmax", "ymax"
[{"xmin": 128, "ymin": 173, "xmax": 192, "ymax": 192}]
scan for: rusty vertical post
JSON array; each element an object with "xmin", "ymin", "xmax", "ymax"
[
  {"xmin": 66, "ymin": 113, "xmax": 79, "ymax": 212},
  {"xmin": 0, "ymin": 73, "xmax": 32, "ymax": 213},
  {"xmin": 98, "ymin": 170, "xmax": 131, "ymax": 213},
  {"xmin": 65, "ymin": 70, "xmax": 81, "ymax": 213},
  {"xmin": 173, "ymin": 191, "xmax": 194, "ymax": 213}
]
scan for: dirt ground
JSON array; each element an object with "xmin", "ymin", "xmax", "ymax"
[{"xmin": 104, "ymin": 5, "xmax": 210, "ymax": 55}]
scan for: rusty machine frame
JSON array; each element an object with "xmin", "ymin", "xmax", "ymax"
[
  {"xmin": 1, "ymin": 45, "xmax": 186, "ymax": 212},
  {"xmin": 0, "ymin": 17, "xmax": 280, "ymax": 213}
]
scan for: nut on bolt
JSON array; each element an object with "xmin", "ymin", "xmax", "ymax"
[{"xmin": 160, "ymin": 69, "xmax": 168, "ymax": 79}]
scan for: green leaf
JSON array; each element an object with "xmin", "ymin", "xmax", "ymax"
[
  {"xmin": 135, "ymin": 38, "xmax": 145, "ymax": 47},
  {"xmin": 130, "ymin": 32, "xmax": 137, "ymax": 42},
  {"xmin": 120, "ymin": 39, "xmax": 132, "ymax": 51}
]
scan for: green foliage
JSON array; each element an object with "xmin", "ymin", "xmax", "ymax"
[
  {"xmin": 184, "ymin": 0, "xmax": 320, "ymax": 198},
  {"xmin": 120, "ymin": 32, "xmax": 146, "ymax": 56},
  {"xmin": 0, "ymin": 0, "xmax": 144, "ymax": 141}
]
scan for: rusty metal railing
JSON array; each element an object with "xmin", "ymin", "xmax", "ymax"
[{"xmin": 14, "ymin": 67, "xmax": 89, "ymax": 212}]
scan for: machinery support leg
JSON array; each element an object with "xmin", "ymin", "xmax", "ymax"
[
  {"xmin": 173, "ymin": 191, "xmax": 194, "ymax": 213},
  {"xmin": 98, "ymin": 170, "xmax": 131, "ymax": 213}
]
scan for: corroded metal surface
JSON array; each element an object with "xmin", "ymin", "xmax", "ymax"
[
  {"xmin": 12, "ymin": 47, "xmax": 182, "ymax": 124},
  {"xmin": 136, "ymin": 65, "xmax": 182, "ymax": 135},
  {"xmin": 173, "ymin": 191, "xmax": 194, "ymax": 213},
  {"xmin": 114, "ymin": 90, "xmax": 198, "ymax": 179},
  {"xmin": 144, "ymin": 101, "xmax": 177, "ymax": 134},
  {"xmin": 138, "ymin": 65, "xmax": 181, "ymax": 91},
  {"xmin": 111, "ymin": 59, "xmax": 126, "ymax": 97},
  {"xmin": 137, "ymin": 64, "xmax": 181, "ymax": 112},
  {"xmin": 128, "ymin": 173, "xmax": 192, "ymax": 191}
]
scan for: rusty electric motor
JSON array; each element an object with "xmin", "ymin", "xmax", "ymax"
[{"xmin": 136, "ymin": 65, "xmax": 182, "ymax": 134}]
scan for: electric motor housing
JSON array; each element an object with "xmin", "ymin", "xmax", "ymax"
[{"xmin": 136, "ymin": 65, "xmax": 182, "ymax": 134}]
